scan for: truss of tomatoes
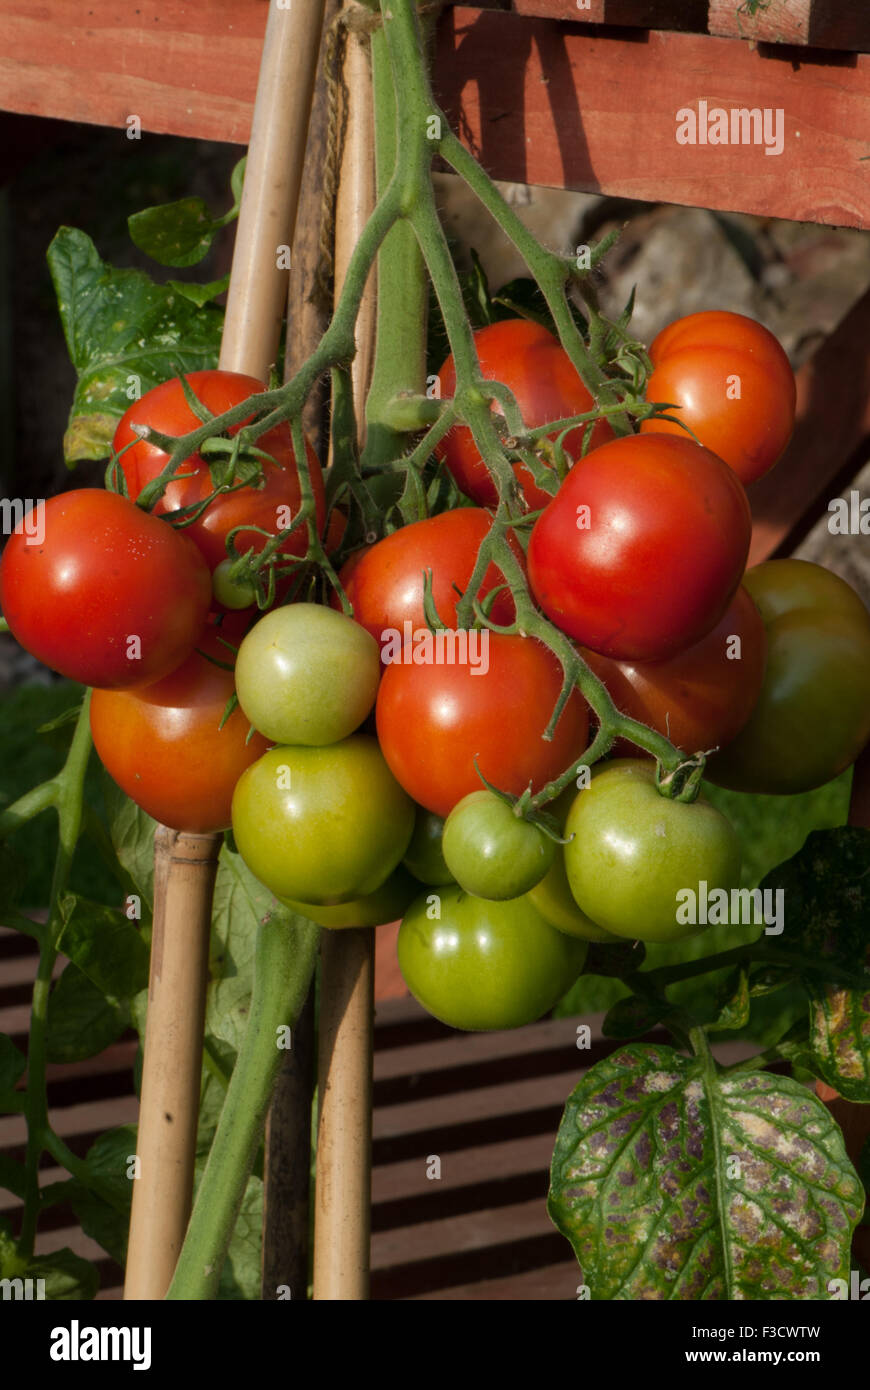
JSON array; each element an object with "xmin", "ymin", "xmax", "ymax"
[{"xmin": 2, "ymin": 316, "xmax": 869, "ymax": 1034}]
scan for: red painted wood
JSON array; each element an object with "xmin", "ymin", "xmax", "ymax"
[
  {"xmin": 434, "ymin": 8, "xmax": 870, "ymax": 229},
  {"xmin": 0, "ymin": 0, "xmax": 266, "ymax": 142},
  {"xmin": 708, "ymin": 0, "xmax": 870, "ymax": 52}
]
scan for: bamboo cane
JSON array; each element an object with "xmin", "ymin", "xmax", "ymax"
[
  {"xmin": 124, "ymin": 0, "xmax": 327, "ymax": 1300},
  {"xmin": 312, "ymin": 6, "xmax": 378, "ymax": 1302}
]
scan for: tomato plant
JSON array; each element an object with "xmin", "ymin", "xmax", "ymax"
[
  {"xmin": 563, "ymin": 760, "xmax": 742, "ymax": 943},
  {"xmin": 434, "ymin": 319, "xmax": 613, "ymax": 509},
  {"xmin": 114, "ymin": 370, "xmax": 326, "ymax": 572},
  {"xmin": 231, "ymin": 737, "xmax": 415, "ymax": 904},
  {"xmin": 527, "ymin": 434, "xmax": 752, "ymax": 661},
  {"xmin": 641, "ymin": 310, "xmax": 796, "ymax": 484},
  {"xmin": 0, "ymin": 489, "xmax": 212, "ymax": 688},
  {"xmin": 397, "ymin": 886, "xmax": 588, "ymax": 1030},
  {"xmin": 706, "ymin": 560, "xmax": 870, "ymax": 793},
  {"xmin": 375, "ymin": 632, "xmax": 589, "ymax": 817}
]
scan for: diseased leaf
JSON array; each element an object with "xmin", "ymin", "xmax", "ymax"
[
  {"xmin": 48, "ymin": 227, "xmax": 222, "ymax": 462},
  {"xmin": 549, "ymin": 1042, "xmax": 863, "ymax": 1299}
]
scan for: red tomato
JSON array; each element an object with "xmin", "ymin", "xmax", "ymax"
[
  {"xmin": 527, "ymin": 434, "xmax": 751, "ymax": 661},
  {"xmin": 114, "ymin": 371, "xmax": 326, "ymax": 571},
  {"xmin": 579, "ymin": 586, "xmax": 767, "ymax": 757},
  {"xmin": 90, "ymin": 619, "xmax": 269, "ymax": 832},
  {"xmin": 333, "ymin": 509, "xmax": 525, "ymax": 644},
  {"xmin": 434, "ymin": 320, "xmax": 612, "ymax": 510},
  {"xmin": 641, "ymin": 310, "xmax": 796, "ymax": 485},
  {"xmin": 0, "ymin": 489, "xmax": 211, "ymax": 689},
  {"xmin": 375, "ymin": 633, "xmax": 589, "ymax": 817}
]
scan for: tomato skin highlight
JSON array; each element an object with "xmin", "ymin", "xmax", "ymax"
[
  {"xmin": 0, "ymin": 489, "xmax": 211, "ymax": 689},
  {"xmin": 527, "ymin": 434, "xmax": 752, "ymax": 661},
  {"xmin": 434, "ymin": 319, "xmax": 612, "ymax": 510},
  {"xmin": 90, "ymin": 625, "xmax": 269, "ymax": 832},
  {"xmin": 579, "ymin": 585, "xmax": 767, "ymax": 757},
  {"xmin": 397, "ymin": 886, "xmax": 588, "ymax": 1031},
  {"xmin": 563, "ymin": 760, "xmax": 742, "ymax": 943},
  {"xmin": 375, "ymin": 633, "xmax": 589, "ymax": 818},
  {"xmin": 706, "ymin": 560, "xmax": 870, "ymax": 794},
  {"xmin": 641, "ymin": 310, "xmax": 796, "ymax": 485},
  {"xmin": 114, "ymin": 370, "xmax": 326, "ymax": 571},
  {"xmin": 333, "ymin": 508, "xmax": 524, "ymax": 644},
  {"xmin": 231, "ymin": 737, "xmax": 415, "ymax": 905}
]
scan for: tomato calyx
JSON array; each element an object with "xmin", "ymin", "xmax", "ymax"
[{"xmin": 654, "ymin": 752, "xmax": 709, "ymax": 804}]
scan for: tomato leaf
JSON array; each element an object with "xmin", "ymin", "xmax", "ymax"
[
  {"xmin": 102, "ymin": 776, "xmax": 155, "ymax": 917},
  {"xmin": 584, "ymin": 938, "xmax": 646, "ymax": 978},
  {"xmin": 0, "ymin": 1154, "xmax": 26, "ymax": 1200},
  {"xmin": 755, "ymin": 828, "xmax": 870, "ymax": 1099},
  {"xmin": 706, "ymin": 967, "xmax": 751, "ymax": 1034},
  {"xmin": 601, "ymin": 994, "xmax": 676, "ymax": 1039},
  {"xmin": 207, "ymin": 845, "xmax": 282, "ymax": 1053},
  {"xmin": 166, "ymin": 276, "xmax": 230, "ymax": 307},
  {"xmin": 46, "ymin": 964, "xmax": 129, "ymax": 1064},
  {"xmin": 549, "ymin": 1041, "xmax": 863, "ymax": 1299},
  {"xmin": 128, "ymin": 197, "xmax": 221, "ymax": 268},
  {"xmin": 48, "ymin": 227, "xmax": 223, "ymax": 463},
  {"xmin": 55, "ymin": 893, "xmax": 150, "ymax": 1002}
]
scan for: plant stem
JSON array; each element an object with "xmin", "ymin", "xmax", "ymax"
[
  {"xmin": 0, "ymin": 780, "xmax": 58, "ymax": 838},
  {"xmin": 166, "ymin": 911, "xmax": 319, "ymax": 1300},
  {"xmin": 18, "ymin": 693, "xmax": 93, "ymax": 1258}
]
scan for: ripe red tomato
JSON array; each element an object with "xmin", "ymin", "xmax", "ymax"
[
  {"xmin": 434, "ymin": 320, "xmax": 613, "ymax": 510},
  {"xmin": 0, "ymin": 489, "xmax": 211, "ymax": 689},
  {"xmin": 375, "ymin": 632, "xmax": 589, "ymax": 817},
  {"xmin": 527, "ymin": 434, "xmax": 751, "ymax": 661},
  {"xmin": 579, "ymin": 586, "xmax": 767, "ymax": 757},
  {"xmin": 640, "ymin": 310, "xmax": 796, "ymax": 484},
  {"xmin": 333, "ymin": 508, "xmax": 524, "ymax": 643},
  {"xmin": 114, "ymin": 371, "xmax": 326, "ymax": 571},
  {"xmin": 90, "ymin": 619, "xmax": 270, "ymax": 832}
]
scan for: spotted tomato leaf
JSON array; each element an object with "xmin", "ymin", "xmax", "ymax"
[{"xmin": 549, "ymin": 1041, "xmax": 863, "ymax": 1299}]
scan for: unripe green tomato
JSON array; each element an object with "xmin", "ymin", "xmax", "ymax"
[
  {"xmin": 526, "ymin": 850, "xmax": 621, "ymax": 942},
  {"xmin": 564, "ymin": 759, "xmax": 741, "ymax": 943},
  {"xmin": 402, "ymin": 808, "xmax": 455, "ymax": 886},
  {"xmin": 231, "ymin": 736, "xmax": 414, "ymax": 904},
  {"xmin": 280, "ymin": 865, "xmax": 420, "ymax": 929},
  {"xmin": 397, "ymin": 886, "xmax": 588, "ymax": 1031},
  {"xmin": 212, "ymin": 559, "xmax": 257, "ymax": 610},
  {"xmin": 442, "ymin": 790, "xmax": 555, "ymax": 899},
  {"xmin": 234, "ymin": 602, "xmax": 380, "ymax": 745}
]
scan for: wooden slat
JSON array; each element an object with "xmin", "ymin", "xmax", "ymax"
[
  {"xmin": 410, "ymin": 1260, "xmax": 580, "ymax": 1299},
  {"xmin": 748, "ymin": 286, "xmax": 870, "ymax": 564},
  {"xmin": 434, "ymin": 9, "xmax": 870, "ymax": 229},
  {"xmin": 511, "ymin": 0, "xmax": 707, "ymax": 30},
  {"xmin": 708, "ymin": 0, "xmax": 870, "ymax": 52},
  {"xmin": 0, "ymin": 0, "xmax": 265, "ymax": 142}
]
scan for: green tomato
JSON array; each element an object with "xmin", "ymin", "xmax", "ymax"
[
  {"xmin": 442, "ymin": 790, "xmax": 555, "ymax": 899},
  {"xmin": 212, "ymin": 558, "xmax": 257, "ymax": 610},
  {"xmin": 706, "ymin": 559, "xmax": 870, "ymax": 794},
  {"xmin": 402, "ymin": 808, "xmax": 455, "ymax": 886},
  {"xmin": 526, "ymin": 851, "xmax": 621, "ymax": 942},
  {"xmin": 232, "ymin": 736, "xmax": 414, "ymax": 904},
  {"xmin": 280, "ymin": 865, "xmax": 420, "ymax": 929},
  {"xmin": 397, "ymin": 886, "xmax": 588, "ymax": 1031},
  {"xmin": 234, "ymin": 602, "xmax": 380, "ymax": 745},
  {"xmin": 563, "ymin": 759, "xmax": 741, "ymax": 943}
]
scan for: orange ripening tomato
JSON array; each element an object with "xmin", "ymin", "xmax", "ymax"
[
  {"xmin": 640, "ymin": 310, "xmax": 796, "ymax": 485},
  {"xmin": 90, "ymin": 618, "xmax": 269, "ymax": 833}
]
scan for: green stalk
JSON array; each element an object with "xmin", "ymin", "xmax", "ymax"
[
  {"xmin": 18, "ymin": 693, "xmax": 93, "ymax": 1258},
  {"xmin": 166, "ymin": 913, "xmax": 319, "ymax": 1301}
]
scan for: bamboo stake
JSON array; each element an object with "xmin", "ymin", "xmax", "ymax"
[
  {"xmin": 312, "ymin": 7, "xmax": 377, "ymax": 1302},
  {"xmin": 124, "ymin": 0, "xmax": 326, "ymax": 1300},
  {"xmin": 262, "ymin": 1, "xmax": 341, "ymax": 1293}
]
